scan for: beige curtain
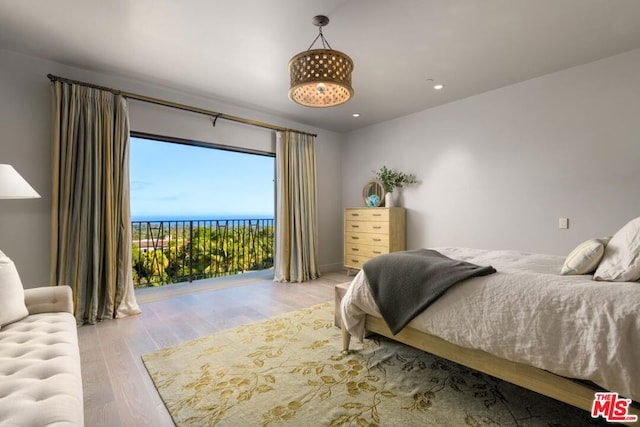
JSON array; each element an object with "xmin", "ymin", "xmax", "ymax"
[
  {"xmin": 274, "ymin": 131, "xmax": 320, "ymax": 282},
  {"xmin": 51, "ymin": 81, "xmax": 140, "ymax": 325}
]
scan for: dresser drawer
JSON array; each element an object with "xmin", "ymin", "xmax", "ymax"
[
  {"xmin": 344, "ymin": 209, "xmax": 389, "ymax": 222},
  {"xmin": 344, "ymin": 232, "xmax": 389, "ymax": 246},
  {"xmin": 345, "ymin": 220, "xmax": 389, "ymax": 234},
  {"xmin": 344, "ymin": 254, "xmax": 369, "ymax": 270},
  {"xmin": 345, "ymin": 243, "xmax": 388, "ymax": 259}
]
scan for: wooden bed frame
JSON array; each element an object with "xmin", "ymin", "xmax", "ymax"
[{"xmin": 337, "ymin": 288, "xmax": 639, "ymax": 425}]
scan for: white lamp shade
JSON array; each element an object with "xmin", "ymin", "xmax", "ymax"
[{"xmin": 0, "ymin": 164, "xmax": 41, "ymax": 199}]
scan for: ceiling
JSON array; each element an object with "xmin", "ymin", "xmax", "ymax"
[{"xmin": 1, "ymin": 1, "xmax": 640, "ymax": 133}]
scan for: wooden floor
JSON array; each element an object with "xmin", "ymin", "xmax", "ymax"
[{"xmin": 78, "ymin": 270, "xmax": 351, "ymax": 427}]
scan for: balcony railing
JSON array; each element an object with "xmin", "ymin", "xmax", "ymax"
[{"xmin": 131, "ymin": 218, "xmax": 274, "ymax": 288}]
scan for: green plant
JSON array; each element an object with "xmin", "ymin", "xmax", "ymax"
[{"xmin": 373, "ymin": 165, "xmax": 418, "ymax": 192}]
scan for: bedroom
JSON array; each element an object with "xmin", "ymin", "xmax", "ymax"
[{"xmin": 0, "ymin": 1, "xmax": 639, "ymax": 425}]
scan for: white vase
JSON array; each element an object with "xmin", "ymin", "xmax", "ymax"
[{"xmin": 385, "ymin": 192, "xmax": 395, "ymax": 207}]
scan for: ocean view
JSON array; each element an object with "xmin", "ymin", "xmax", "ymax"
[
  {"xmin": 129, "ymin": 139, "xmax": 275, "ymax": 287},
  {"xmin": 131, "ymin": 213, "xmax": 274, "ymax": 222},
  {"xmin": 130, "ymin": 137, "xmax": 275, "ymax": 226}
]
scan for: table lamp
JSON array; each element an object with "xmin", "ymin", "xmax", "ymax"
[{"xmin": 0, "ymin": 164, "xmax": 40, "ymax": 199}]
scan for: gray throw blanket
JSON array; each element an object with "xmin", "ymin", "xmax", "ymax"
[{"xmin": 363, "ymin": 249, "xmax": 496, "ymax": 335}]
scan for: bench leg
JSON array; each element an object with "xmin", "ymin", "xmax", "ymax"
[{"xmin": 341, "ymin": 323, "xmax": 351, "ymax": 354}]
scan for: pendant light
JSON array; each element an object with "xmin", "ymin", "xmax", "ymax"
[{"xmin": 288, "ymin": 15, "xmax": 354, "ymax": 107}]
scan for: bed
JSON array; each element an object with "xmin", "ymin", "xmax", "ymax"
[{"xmin": 340, "ymin": 246, "xmax": 640, "ymax": 422}]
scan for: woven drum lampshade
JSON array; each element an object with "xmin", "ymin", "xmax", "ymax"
[
  {"xmin": 288, "ymin": 16, "xmax": 354, "ymax": 108},
  {"xmin": 288, "ymin": 49, "xmax": 354, "ymax": 107}
]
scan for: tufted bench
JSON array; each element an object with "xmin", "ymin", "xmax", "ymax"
[{"xmin": 0, "ymin": 286, "xmax": 83, "ymax": 426}]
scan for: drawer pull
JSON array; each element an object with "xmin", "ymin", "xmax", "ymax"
[
  {"xmin": 372, "ymin": 238, "xmax": 381, "ymax": 242},
  {"xmin": 373, "ymin": 251, "xmax": 382, "ymax": 255},
  {"xmin": 350, "ymin": 213, "xmax": 360, "ymax": 217},
  {"xmin": 373, "ymin": 226, "xmax": 382, "ymax": 229},
  {"xmin": 351, "ymin": 248, "xmax": 359, "ymax": 252},
  {"xmin": 351, "ymin": 259, "xmax": 359, "ymax": 263},
  {"xmin": 351, "ymin": 236, "xmax": 359, "ymax": 240},
  {"xmin": 373, "ymin": 214, "xmax": 381, "ymax": 217},
  {"xmin": 351, "ymin": 225, "xmax": 360, "ymax": 228}
]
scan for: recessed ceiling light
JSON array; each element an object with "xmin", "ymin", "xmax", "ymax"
[
  {"xmin": 352, "ymin": 113, "xmax": 360, "ymax": 117},
  {"xmin": 426, "ymin": 78, "xmax": 445, "ymax": 91}
]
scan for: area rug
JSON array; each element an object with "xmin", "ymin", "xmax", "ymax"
[{"xmin": 142, "ymin": 302, "xmax": 605, "ymax": 426}]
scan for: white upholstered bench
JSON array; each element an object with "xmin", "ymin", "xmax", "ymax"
[{"xmin": 0, "ymin": 251, "xmax": 83, "ymax": 426}]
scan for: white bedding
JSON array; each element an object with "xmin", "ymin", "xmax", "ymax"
[{"xmin": 341, "ymin": 247, "xmax": 640, "ymax": 402}]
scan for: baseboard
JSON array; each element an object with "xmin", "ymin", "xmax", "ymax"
[{"xmin": 320, "ymin": 262, "xmax": 345, "ymax": 273}]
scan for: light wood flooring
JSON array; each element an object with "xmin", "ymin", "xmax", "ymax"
[{"xmin": 78, "ymin": 269, "xmax": 351, "ymax": 427}]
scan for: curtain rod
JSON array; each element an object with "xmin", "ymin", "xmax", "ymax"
[{"xmin": 46, "ymin": 74, "xmax": 318, "ymax": 138}]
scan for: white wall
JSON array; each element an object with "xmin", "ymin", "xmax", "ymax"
[
  {"xmin": 343, "ymin": 49, "xmax": 640, "ymax": 255},
  {"xmin": 0, "ymin": 48, "xmax": 345, "ymax": 287}
]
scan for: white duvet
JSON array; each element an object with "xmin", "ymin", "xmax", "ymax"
[{"xmin": 341, "ymin": 247, "xmax": 640, "ymax": 402}]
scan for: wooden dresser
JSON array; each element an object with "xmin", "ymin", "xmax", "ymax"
[{"xmin": 343, "ymin": 207, "xmax": 406, "ymax": 273}]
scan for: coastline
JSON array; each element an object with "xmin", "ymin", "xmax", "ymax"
[{"xmin": 131, "ymin": 213, "xmax": 274, "ymax": 222}]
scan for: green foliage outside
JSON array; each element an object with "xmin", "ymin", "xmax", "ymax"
[{"xmin": 132, "ymin": 221, "xmax": 274, "ymax": 287}]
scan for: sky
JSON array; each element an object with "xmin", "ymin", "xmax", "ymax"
[{"xmin": 130, "ymin": 137, "xmax": 274, "ymax": 219}]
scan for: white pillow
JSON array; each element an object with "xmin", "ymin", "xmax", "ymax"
[
  {"xmin": 0, "ymin": 250, "xmax": 28, "ymax": 328},
  {"xmin": 594, "ymin": 217, "xmax": 640, "ymax": 282},
  {"xmin": 560, "ymin": 238, "xmax": 607, "ymax": 275}
]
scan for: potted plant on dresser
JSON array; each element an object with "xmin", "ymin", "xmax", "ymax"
[{"xmin": 373, "ymin": 165, "xmax": 418, "ymax": 207}]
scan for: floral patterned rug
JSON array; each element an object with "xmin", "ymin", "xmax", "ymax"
[{"xmin": 142, "ymin": 302, "xmax": 605, "ymax": 426}]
